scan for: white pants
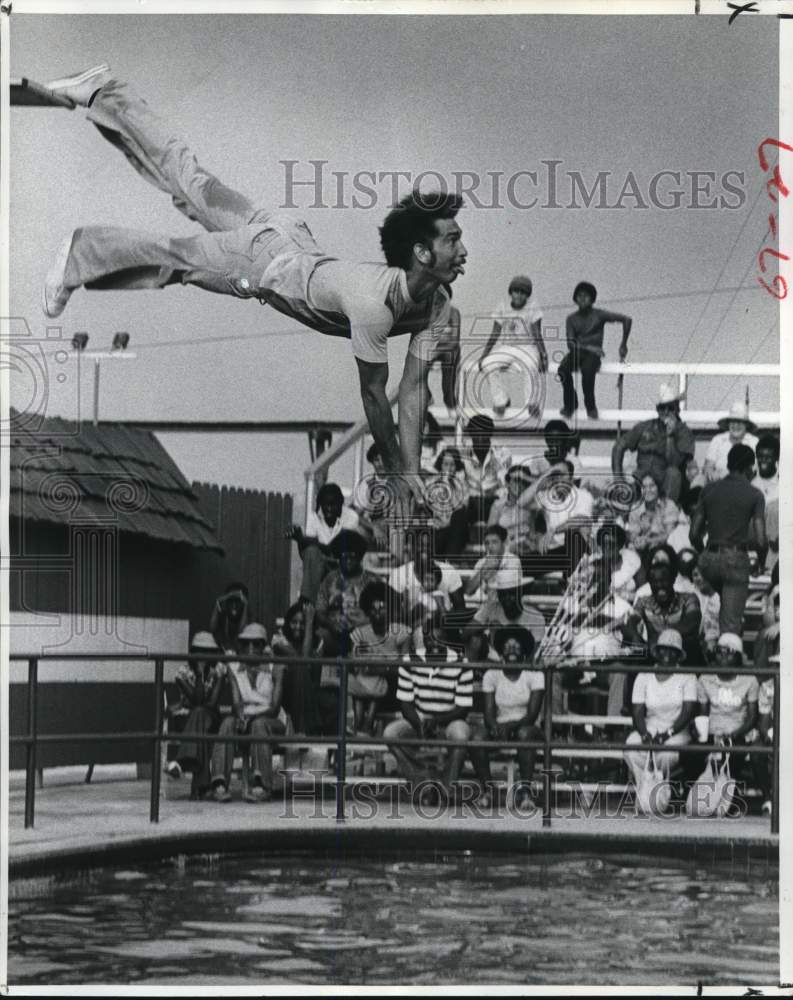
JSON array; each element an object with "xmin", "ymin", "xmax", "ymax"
[
  {"xmin": 459, "ymin": 343, "xmax": 544, "ymax": 415},
  {"xmin": 624, "ymin": 728, "xmax": 690, "ymax": 783}
]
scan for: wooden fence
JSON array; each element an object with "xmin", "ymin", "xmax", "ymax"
[{"xmin": 191, "ymin": 483, "xmax": 293, "ymax": 636}]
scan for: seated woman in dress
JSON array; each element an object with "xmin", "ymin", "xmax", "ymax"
[
  {"xmin": 627, "ymin": 473, "xmax": 680, "ymax": 559},
  {"xmin": 624, "ymin": 628, "xmax": 698, "ymax": 786},
  {"xmin": 168, "ymin": 630, "xmax": 226, "ymax": 799},
  {"xmin": 469, "ymin": 626, "xmax": 545, "ymax": 810}
]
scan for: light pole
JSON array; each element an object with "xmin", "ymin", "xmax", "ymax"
[{"xmin": 70, "ymin": 333, "xmax": 137, "ymax": 426}]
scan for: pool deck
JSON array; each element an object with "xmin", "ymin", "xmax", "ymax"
[{"xmin": 7, "ymin": 767, "xmax": 778, "ymax": 876}]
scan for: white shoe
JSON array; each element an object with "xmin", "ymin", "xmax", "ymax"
[
  {"xmin": 42, "ymin": 234, "xmax": 76, "ymax": 318},
  {"xmin": 45, "ymin": 63, "xmax": 111, "ymax": 107}
]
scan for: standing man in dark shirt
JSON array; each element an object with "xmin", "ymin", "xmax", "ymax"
[
  {"xmin": 559, "ymin": 282, "xmax": 632, "ymax": 420},
  {"xmin": 611, "ymin": 383, "xmax": 695, "ymax": 502},
  {"xmin": 690, "ymin": 443, "xmax": 767, "ymax": 635}
]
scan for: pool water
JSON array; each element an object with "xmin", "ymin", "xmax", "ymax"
[{"xmin": 8, "ymin": 851, "xmax": 778, "ymax": 986}]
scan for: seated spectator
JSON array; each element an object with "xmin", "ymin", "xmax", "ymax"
[
  {"xmin": 168, "ymin": 631, "xmax": 226, "ymax": 799},
  {"xmin": 691, "ymin": 442, "xmax": 767, "ymax": 635},
  {"xmin": 624, "ymin": 628, "xmax": 697, "ymax": 784},
  {"xmin": 624, "ymin": 553, "xmax": 702, "ymax": 665},
  {"xmin": 388, "ymin": 527, "xmax": 466, "ymax": 626},
  {"xmin": 703, "ymin": 401, "xmax": 759, "ymax": 483},
  {"xmin": 349, "ymin": 581, "xmax": 412, "ymax": 735},
  {"xmin": 487, "ymin": 463, "xmax": 543, "ymax": 560},
  {"xmin": 210, "ymin": 622, "xmax": 286, "ymax": 803},
  {"xmin": 593, "ymin": 521, "xmax": 641, "ymax": 602},
  {"xmin": 472, "ymin": 570, "xmax": 546, "ymax": 647},
  {"xmin": 209, "ymin": 582, "xmax": 250, "ymax": 652},
  {"xmin": 543, "ymin": 418, "xmax": 581, "ymax": 476},
  {"xmin": 634, "ymin": 543, "xmax": 696, "ymax": 598},
  {"xmin": 426, "ymin": 446, "xmax": 469, "ymax": 559},
  {"xmin": 753, "ymin": 434, "xmax": 779, "ymax": 572},
  {"xmin": 696, "ymin": 632, "xmax": 759, "ymax": 754},
  {"xmin": 611, "ymin": 383, "xmax": 695, "ymax": 502},
  {"xmin": 315, "ymin": 529, "xmax": 375, "ymax": 656},
  {"xmin": 272, "ymin": 601, "xmax": 321, "ymax": 736},
  {"xmin": 470, "ymin": 626, "xmax": 545, "ymax": 809},
  {"xmin": 523, "ymin": 460, "xmax": 593, "ymax": 579},
  {"xmin": 627, "ymin": 473, "xmax": 680, "ymax": 556},
  {"xmin": 687, "ymin": 553, "xmax": 721, "ymax": 658},
  {"xmin": 383, "ymin": 612, "xmax": 473, "ymax": 792},
  {"xmin": 288, "ymin": 482, "xmax": 361, "ymax": 604},
  {"xmin": 461, "ymin": 414, "xmax": 512, "ymax": 532},
  {"xmin": 466, "ymin": 524, "xmax": 523, "ymax": 621}
]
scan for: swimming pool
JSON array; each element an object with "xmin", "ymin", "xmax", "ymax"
[{"xmin": 8, "ymin": 851, "xmax": 778, "ymax": 986}]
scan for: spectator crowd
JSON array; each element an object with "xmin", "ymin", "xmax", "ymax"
[{"xmin": 166, "ymin": 276, "xmax": 780, "ymax": 820}]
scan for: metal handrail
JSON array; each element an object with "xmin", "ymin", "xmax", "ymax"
[{"xmin": 10, "ymin": 652, "xmax": 780, "ymax": 834}]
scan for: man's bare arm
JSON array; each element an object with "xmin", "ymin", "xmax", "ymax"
[
  {"xmin": 356, "ymin": 358, "xmax": 401, "ymax": 472},
  {"xmin": 398, "ymin": 350, "xmax": 432, "ymax": 475}
]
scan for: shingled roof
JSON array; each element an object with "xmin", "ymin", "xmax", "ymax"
[{"xmin": 9, "ymin": 410, "xmax": 222, "ymax": 552}]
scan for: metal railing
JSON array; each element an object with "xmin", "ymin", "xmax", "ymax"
[{"xmin": 9, "ymin": 653, "xmax": 780, "ymax": 835}]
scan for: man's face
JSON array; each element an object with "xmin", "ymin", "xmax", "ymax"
[
  {"xmin": 509, "ymin": 289, "xmax": 529, "ymax": 310},
  {"xmin": 368, "ymin": 598, "xmax": 387, "ymax": 627},
  {"xmin": 422, "ymin": 624, "xmax": 446, "ymax": 661},
  {"xmin": 649, "ymin": 566, "xmax": 675, "ymax": 606},
  {"xmin": 575, "ymin": 290, "xmax": 594, "ymax": 311},
  {"xmin": 321, "ymin": 498, "xmax": 343, "ymax": 523},
  {"xmin": 241, "ymin": 638, "xmax": 265, "ymax": 658},
  {"xmin": 756, "ymin": 446, "xmax": 777, "ymax": 479},
  {"xmin": 484, "ymin": 533, "xmax": 505, "ymax": 558},
  {"xmin": 371, "ymin": 455, "xmax": 386, "ymax": 476},
  {"xmin": 728, "ymin": 420, "xmax": 747, "ymax": 442},
  {"xmin": 339, "ymin": 549, "xmax": 363, "ymax": 576},
  {"xmin": 657, "ymin": 405, "xmax": 678, "ymax": 430},
  {"xmin": 423, "ymin": 217, "xmax": 467, "ymax": 284},
  {"xmin": 500, "ymin": 637, "xmax": 524, "ymax": 663},
  {"xmin": 226, "ymin": 596, "xmax": 244, "ymax": 621}
]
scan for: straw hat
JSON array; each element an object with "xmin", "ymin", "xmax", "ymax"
[
  {"xmin": 190, "ymin": 631, "xmax": 218, "ymax": 650},
  {"xmin": 238, "ymin": 622, "xmax": 268, "ymax": 642},
  {"xmin": 717, "ymin": 401, "xmax": 757, "ymax": 433},
  {"xmin": 716, "ymin": 632, "xmax": 744, "ymax": 658},
  {"xmin": 656, "ymin": 382, "xmax": 685, "ymax": 408},
  {"xmin": 652, "ymin": 628, "xmax": 684, "ymax": 656}
]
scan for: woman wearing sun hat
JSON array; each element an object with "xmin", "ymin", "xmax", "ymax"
[
  {"xmin": 624, "ymin": 628, "xmax": 698, "ymax": 784},
  {"xmin": 703, "ymin": 401, "xmax": 759, "ymax": 483}
]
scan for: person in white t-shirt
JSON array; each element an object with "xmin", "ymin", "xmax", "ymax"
[
  {"xmin": 468, "ymin": 275, "xmax": 548, "ymax": 419},
  {"xmin": 288, "ymin": 482, "xmax": 361, "ymax": 603},
  {"xmin": 465, "ymin": 524, "xmax": 523, "ymax": 621},
  {"xmin": 469, "ymin": 626, "xmax": 545, "ymax": 809},
  {"xmin": 624, "ymin": 628, "xmax": 698, "ymax": 782}
]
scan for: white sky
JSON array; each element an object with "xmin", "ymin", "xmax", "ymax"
[{"xmin": 8, "ymin": 10, "xmax": 781, "ymax": 491}]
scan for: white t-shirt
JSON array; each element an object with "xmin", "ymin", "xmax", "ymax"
[
  {"xmin": 305, "ymin": 506, "xmax": 360, "ymax": 546},
  {"xmin": 752, "ymin": 471, "xmax": 779, "ymax": 505},
  {"xmin": 492, "ymin": 296, "xmax": 543, "ymax": 341},
  {"xmin": 632, "ymin": 672, "xmax": 698, "ymax": 732},
  {"xmin": 482, "ymin": 667, "xmax": 545, "ymax": 724},
  {"xmin": 389, "ymin": 560, "xmax": 463, "ymax": 613},
  {"xmin": 706, "ymin": 430, "xmax": 759, "ymax": 481}
]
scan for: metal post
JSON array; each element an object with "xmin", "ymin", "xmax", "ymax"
[
  {"xmin": 335, "ymin": 659, "xmax": 349, "ymax": 822},
  {"xmin": 771, "ymin": 676, "xmax": 780, "ymax": 835},
  {"xmin": 678, "ymin": 373, "xmax": 687, "ymax": 412},
  {"xmin": 149, "ymin": 657, "xmax": 164, "ymax": 823},
  {"xmin": 92, "ymin": 359, "xmax": 100, "ymax": 427},
  {"xmin": 542, "ymin": 666, "xmax": 553, "ymax": 828},
  {"xmin": 352, "ymin": 437, "xmax": 365, "ymax": 494},
  {"xmin": 305, "ymin": 475, "xmax": 316, "ymax": 533},
  {"xmin": 24, "ymin": 657, "xmax": 39, "ymax": 829}
]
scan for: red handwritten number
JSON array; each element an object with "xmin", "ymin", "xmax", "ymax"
[{"xmin": 757, "ymin": 138, "xmax": 791, "ymax": 298}]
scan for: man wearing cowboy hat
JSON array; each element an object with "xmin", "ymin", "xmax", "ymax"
[
  {"xmin": 611, "ymin": 383, "xmax": 695, "ymax": 503},
  {"xmin": 703, "ymin": 401, "xmax": 759, "ymax": 483}
]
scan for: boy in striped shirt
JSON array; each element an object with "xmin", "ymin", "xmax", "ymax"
[{"xmin": 383, "ymin": 613, "xmax": 473, "ymax": 789}]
